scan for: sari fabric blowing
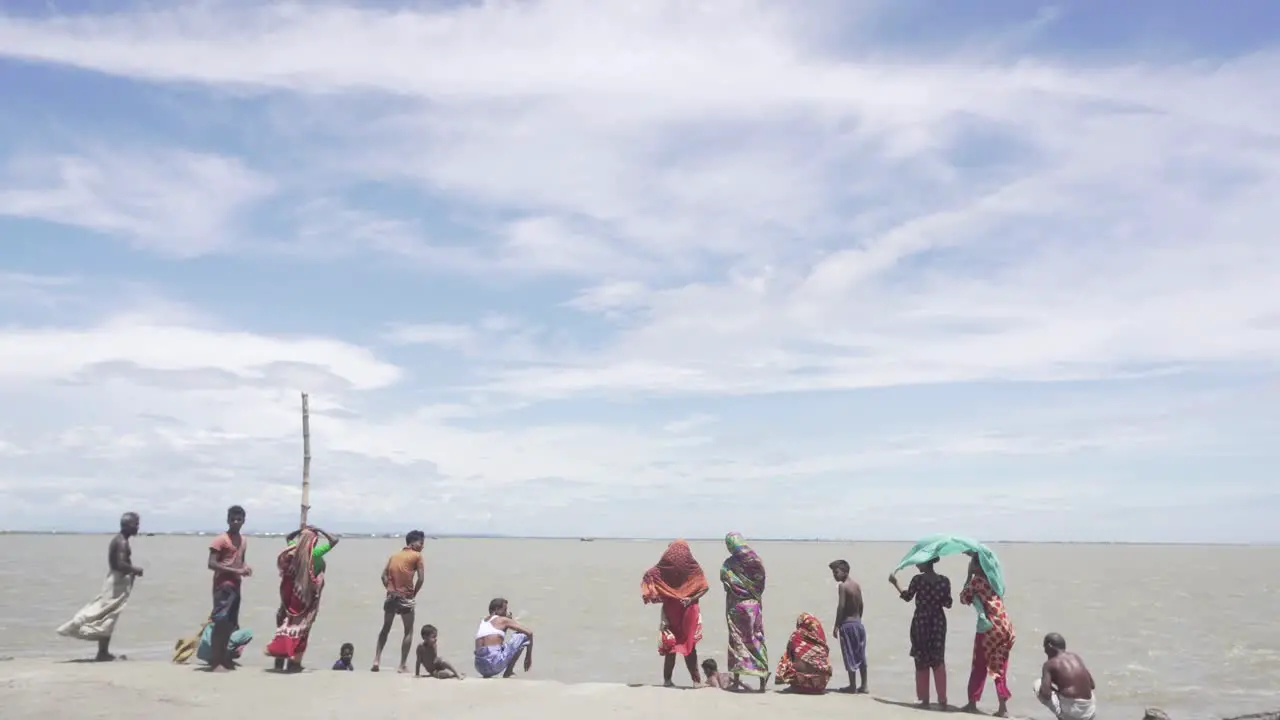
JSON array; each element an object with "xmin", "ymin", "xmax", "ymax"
[
  {"xmin": 265, "ymin": 529, "xmax": 327, "ymax": 663},
  {"xmin": 720, "ymin": 532, "xmax": 769, "ymax": 677},
  {"xmin": 775, "ymin": 613, "xmax": 832, "ymax": 694},
  {"xmin": 641, "ymin": 540, "xmax": 708, "ymax": 656}
]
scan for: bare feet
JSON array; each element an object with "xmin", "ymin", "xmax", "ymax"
[
  {"xmin": 93, "ymin": 652, "xmax": 117, "ymax": 662},
  {"xmin": 370, "ymin": 664, "xmax": 380, "ymax": 672},
  {"xmin": 994, "ymin": 703, "xmax": 1009, "ymax": 718},
  {"xmin": 918, "ymin": 701, "xmax": 931, "ymax": 709},
  {"xmin": 962, "ymin": 703, "xmax": 980, "ymax": 714},
  {"xmin": 396, "ymin": 665, "xmax": 409, "ymax": 674},
  {"xmin": 857, "ymin": 685, "xmax": 869, "ymax": 694},
  {"xmin": 663, "ymin": 680, "xmax": 676, "ymax": 688}
]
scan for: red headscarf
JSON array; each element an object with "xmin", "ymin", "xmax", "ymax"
[{"xmin": 641, "ymin": 539, "xmax": 709, "ymax": 604}]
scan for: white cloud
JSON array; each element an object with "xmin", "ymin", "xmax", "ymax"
[
  {"xmin": 383, "ymin": 322, "xmax": 477, "ymax": 349},
  {"xmin": 0, "ymin": 314, "xmax": 401, "ymax": 391},
  {"xmin": 0, "ymin": 149, "xmax": 273, "ymax": 256},
  {"xmin": 0, "ymin": 1, "xmax": 1277, "ymax": 539}
]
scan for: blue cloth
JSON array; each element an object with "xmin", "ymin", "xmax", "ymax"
[
  {"xmin": 474, "ymin": 632, "xmax": 528, "ymax": 678},
  {"xmin": 196, "ymin": 623, "xmax": 253, "ymax": 663},
  {"xmin": 332, "ymin": 658, "xmax": 354, "ymax": 671}
]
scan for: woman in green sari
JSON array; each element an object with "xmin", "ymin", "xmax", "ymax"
[{"xmin": 720, "ymin": 532, "xmax": 769, "ymax": 691}]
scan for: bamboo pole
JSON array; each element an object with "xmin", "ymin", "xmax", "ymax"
[{"xmin": 300, "ymin": 392, "xmax": 311, "ymax": 530}]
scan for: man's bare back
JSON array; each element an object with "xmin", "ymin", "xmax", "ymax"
[
  {"xmin": 1043, "ymin": 651, "xmax": 1094, "ymax": 700},
  {"xmin": 835, "ymin": 578, "xmax": 864, "ymax": 625}
]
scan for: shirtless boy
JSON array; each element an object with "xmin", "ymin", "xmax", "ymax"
[
  {"xmin": 1036, "ymin": 633, "xmax": 1097, "ymax": 720},
  {"xmin": 207, "ymin": 505, "xmax": 252, "ymax": 672},
  {"xmin": 415, "ymin": 625, "xmax": 462, "ymax": 679},
  {"xmin": 372, "ymin": 530, "xmax": 426, "ymax": 673},
  {"xmin": 829, "ymin": 559, "xmax": 868, "ymax": 693}
]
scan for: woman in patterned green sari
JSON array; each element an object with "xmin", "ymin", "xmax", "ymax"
[{"xmin": 720, "ymin": 532, "xmax": 769, "ymax": 690}]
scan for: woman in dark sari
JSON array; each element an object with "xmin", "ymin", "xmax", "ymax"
[
  {"xmin": 890, "ymin": 557, "xmax": 953, "ymax": 708},
  {"xmin": 720, "ymin": 532, "xmax": 769, "ymax": 691}
]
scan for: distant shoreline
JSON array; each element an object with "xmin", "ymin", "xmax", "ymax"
[{"xmin": 0, "ymin": 531, "xmax": 1273, "ymax": 547}]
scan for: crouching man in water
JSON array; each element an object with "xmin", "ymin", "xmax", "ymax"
[
  {"xmin": 1036, "ymin": 633, "xmax": 1097, "ymax": 720},
  {"xmin": 474, "ymin": 598, "xmax": 534, "ymax": 678}
]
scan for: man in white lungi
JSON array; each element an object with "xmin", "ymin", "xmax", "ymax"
[
  {"xmin": 57, "ymin": 512, "xmax": 144, "ymax": 661},
  {"xmin": 1035, "ymin": 633, "xmax": 1097, "ymax": 720}
]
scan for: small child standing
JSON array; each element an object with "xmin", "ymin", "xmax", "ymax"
[
  {"xmin": 332, "ymin": 643, "xmax": 355, "ymax": 670},
  {"xmin": 702, "ymin": 658, "xmax": 731, "ymax": 689},
  {"xmin": 415, "ymin": 625, "xmax": 462, "ymax": 679}
]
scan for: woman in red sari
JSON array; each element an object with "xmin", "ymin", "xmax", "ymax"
[
  {"xmin": 641, "ymin": 539, "xmax": 709, "ymax": 686},
  {"xmin": 265, "ymin": 526, "xmax": 337, "ymax": 672},
  {"xmin": 959, "ymin": 552, "xmax": 1015, "ymax": 717},
  {"xmin": 774, "ymin": 613, "xmax": 832, "ymax": 694}
]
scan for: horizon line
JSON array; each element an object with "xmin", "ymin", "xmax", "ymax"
[{"xmin": 0, "ymin": 530, "xmax": 1274, "ymax": 547}]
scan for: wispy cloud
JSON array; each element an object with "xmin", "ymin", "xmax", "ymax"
[{"xmin": 0, "ymin": 149, "xmax": 273, "ymax": 256}]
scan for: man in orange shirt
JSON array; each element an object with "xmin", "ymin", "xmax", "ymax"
[{"xmin": 371, "ymin": 530, "xmax": 425, "ymax": 673}]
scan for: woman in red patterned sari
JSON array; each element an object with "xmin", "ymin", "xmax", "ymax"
[
  {"xmin": 959, "ymin": 552, "xmax": 1016, "ymax": 716},
  {"xmin": 265, "ymin": 527, "xmax": 334, "ymax": 672},
  {"xmin": 641, "ymin": 539, "xmax": 709, "ymax": 686},
  {"xmin": 774, "ymin": 612, "xmax": 832, "ymax": 694}
]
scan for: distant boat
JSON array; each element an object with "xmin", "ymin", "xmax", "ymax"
[
  {"xmin": 146, "ymin": 533, "xmax": 155, "ymax": 537},
  {"xmin": 580, "ymin": 537, "xmax": 594, "ymax": 542}
]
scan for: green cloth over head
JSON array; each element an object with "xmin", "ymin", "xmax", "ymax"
[{"xmin": 891, "ymin": 534, "xmax": 1005, "ymax": 633}]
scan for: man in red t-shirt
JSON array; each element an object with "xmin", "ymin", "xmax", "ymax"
[{"xmin": 207, "ymin": 505, "xmax": 252, "ymax": 671}]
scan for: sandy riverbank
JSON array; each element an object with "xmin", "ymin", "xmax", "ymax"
[{"xmin": 0, "ymin": 659, "xmax": 982, "ymax": 720}]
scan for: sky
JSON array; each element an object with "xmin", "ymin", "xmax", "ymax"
[{"xmin": 0, "ymin": 0, "xmax": 1277, "ymax": 542}]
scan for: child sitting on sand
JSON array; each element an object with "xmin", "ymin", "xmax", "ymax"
[
  {"xmin": 332, "ymin": 643, "xmax": 354, "ymax": 670},
  {"xmin": 415, "ymin": 625, "xmax": 462, "ymax": 679},
  {"xmin": 702, "ymin": 658, "xmax": 731, "ymax": 689}
]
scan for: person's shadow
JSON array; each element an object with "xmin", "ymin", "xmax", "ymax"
[
  {"xmin": 875, "ymin": 697, "xmax": 961, "ymax": 713},
  {"xmin": 57, "ymin": 654, "xmax": 133, "ymax": 664}
]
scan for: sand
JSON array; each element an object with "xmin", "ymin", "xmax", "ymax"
[{"xmin": 1, "ymin": 659, "xmax": 962, "ymax": 720}]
